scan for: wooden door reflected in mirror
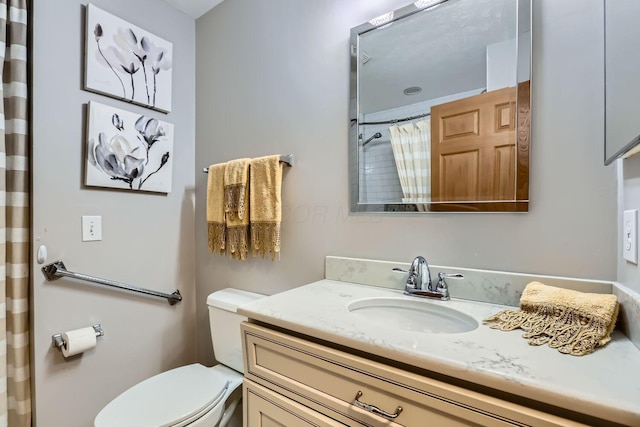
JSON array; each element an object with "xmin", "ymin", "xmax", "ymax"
[{"xmin": 430, "ymin": 81, "xmax": 529, "ymax": 212}]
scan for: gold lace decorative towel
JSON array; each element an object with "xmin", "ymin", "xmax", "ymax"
[
  {"xmin": 224, "ymin": 158, "xmax": 251, "ymax": 221},
  {"xmin": 206, "ymin": 163, "xmax": 226, "ymax": 254},
  {"xmin": 250, "ymin": 155, "xmax": 283, "ymax": 260},
  {"xmin": 224, "ymin": 159, "xmax": 250, "ymax": 260},
  {"xmin": 483, "ymin": 282, "xmax": 619, "ymax": 356}
]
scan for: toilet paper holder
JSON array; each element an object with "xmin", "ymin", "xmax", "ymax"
[{"xmin": 52, "ymin": 324, "xmax": 104, "ymax": 352}]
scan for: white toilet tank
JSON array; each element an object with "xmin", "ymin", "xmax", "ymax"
[{"xmin": 207, "ymin": 288, "xmax": 264, "ymax": 373}]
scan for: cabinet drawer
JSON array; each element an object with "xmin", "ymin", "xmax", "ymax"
[
  {"xmin": 242, "ymin": 322, "xmax": 586, "ymax": 427},
  {"xmin": 245, "ymin": 379, "xmax": 346, "ymax": 427}
]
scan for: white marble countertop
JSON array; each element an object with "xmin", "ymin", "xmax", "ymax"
[{"xmin": 239, "ymin": 279, "xmax": 640, "ymax": 426}]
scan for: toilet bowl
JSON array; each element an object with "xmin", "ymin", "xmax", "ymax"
[{"xmin": 94, "ymin": 288, "xmax": 264, "ymax": 427}]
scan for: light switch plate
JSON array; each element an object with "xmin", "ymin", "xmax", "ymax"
[
  {"xmin": 82, "ymin": 216, "xmax": 102, "ymax": 242},
  {"xmin": 623, "ymin": 210, "xmax": 637, "ymax": 264}
]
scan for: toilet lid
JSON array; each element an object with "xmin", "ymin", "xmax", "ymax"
[{"xmin": 95, "ymin": 364, "xmax": 231, "ymax": 427}]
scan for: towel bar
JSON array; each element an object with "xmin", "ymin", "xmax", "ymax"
[
  {"xmin": 202, "ymin": 154, "xmax": 294, "ymax": 173},
  {"xmin": 42, "ymin": 261, "xmax": 182, "ymax": 305}
]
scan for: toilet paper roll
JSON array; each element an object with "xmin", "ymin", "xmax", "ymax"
[{"xmin": 61, "ymin": 327, "xmax": 97, "ymax": 358}]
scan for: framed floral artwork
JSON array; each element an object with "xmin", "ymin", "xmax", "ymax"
[
  {"xmin": 85, "ymin": 4, "xmax": 173, "ymax": 113},
  {"xmin": 85, "ymin": 101, "xmax": 174, "ymax": 193}
]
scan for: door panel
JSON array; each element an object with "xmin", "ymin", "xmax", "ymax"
[{"xmin": 431, "ymin": 86, "xmax": 516, "ymax": 204}]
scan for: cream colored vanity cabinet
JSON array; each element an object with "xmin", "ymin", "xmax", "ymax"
[
  {"xmin": 241, "ymin": 322, "xmax": 590, "ymax": 427},
  {"xmin": 244, "ymin": 380, "xmax": 346, "ymax": 427}
]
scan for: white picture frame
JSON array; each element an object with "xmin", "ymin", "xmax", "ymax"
[
  {"xmin": 85, "ymin": 101, "xmax": 174, "ymax": 193},
  {"xmin": 85, "ymin": 4, "xmax": 173, "ymax": 113}
]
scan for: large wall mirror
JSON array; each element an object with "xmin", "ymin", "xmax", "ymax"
[
  {"xmin": 604, "ymin": 0, "xmax": 640, "ymax": 165},
  {"xmin": 349, "ymin": 0, "xmax": 531, "ymax": 213}
]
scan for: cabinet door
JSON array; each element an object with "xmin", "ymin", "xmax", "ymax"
[{"xmin": 244, "ymin": 380, "xmax": 346, "ymax": 427}]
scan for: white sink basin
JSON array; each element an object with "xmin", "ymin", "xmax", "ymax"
[{"xmin": 347, "ymin": 297, "xmax": 478, "ymax": 334}]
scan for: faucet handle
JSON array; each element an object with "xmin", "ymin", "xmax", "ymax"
[
  {"xmin": 438, "ymin": 272, "xmax": 464, "ymax": 280},
  {"xmin": 436, "ymin": 272, "xmax": 463, "ymax": 292},
  {"xmin": 392, "ymin": 267, "xmax": 409, "ymax": 280},
  {"xmin": 392, "ymin": 267, "xmax": 416, "ymax": 289}
]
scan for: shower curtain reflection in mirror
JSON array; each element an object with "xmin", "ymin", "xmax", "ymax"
[{"xmin": 389, "ymin": 119, "xmax": 431, "ymax": 211}]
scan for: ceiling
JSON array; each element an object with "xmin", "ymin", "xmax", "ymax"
[
  {"xmin": 163, "ymin": 0, "xmax": 224, "ymax": 19},
  {"xmin": 359, "ymin": 0, "xmax": 522, "ymax": 114}
]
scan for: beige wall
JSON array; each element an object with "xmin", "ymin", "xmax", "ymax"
[
  {"xmin": 619, "ymin": 155, "xmax": 640, "ymax": 293},
  {"xmin": 31, "ymin": 1, "xmax": 196, "ymax": 426},
  {"xmin": 194, "ymin": 0, "xmax": 618, "ymax": 365}
]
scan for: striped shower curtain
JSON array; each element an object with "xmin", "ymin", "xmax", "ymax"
[
  {"xmin": 0, "ymin": 0, "xmax": 31, "ymax": 426},
  {"xmin": 389, "ymin": 118, "xmax": 431, "ymax": 210}
]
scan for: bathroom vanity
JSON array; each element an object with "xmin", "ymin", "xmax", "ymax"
[
  {"xmin": 242, "ymin": 322, "xmax": 584, "ymax": 426},
  {"xmin": 239, "ymin": 258, "xmax": 640, "ymax": 427}
]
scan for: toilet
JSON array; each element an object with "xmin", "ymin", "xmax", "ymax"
[{"xmin": 94, "ymin": 288, "xmax": 264, "ymax": 427}]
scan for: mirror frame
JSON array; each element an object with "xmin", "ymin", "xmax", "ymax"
[
  {"xmin": 604, "ymin": 0, "xmax": 640, "ymax": 165},
  {"xmin": 349, "ymin": 0, "xmax": 531, "ymax": 213}
]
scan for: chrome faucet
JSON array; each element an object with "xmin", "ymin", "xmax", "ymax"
[{"xmin": 393, "ymin": 256, "xmax": 463, "ymax": 301}]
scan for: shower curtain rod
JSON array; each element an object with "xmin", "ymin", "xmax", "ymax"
[
  {"xmin": 358, "ymin": 111, "xmax": 431, "ymax": 126},
  {"xmin": 355, "ymin": 87, "xmax": 487, "ymax": 126}
]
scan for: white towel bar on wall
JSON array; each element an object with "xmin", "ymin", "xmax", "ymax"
[
  {"xmin": 41, "ymin": 261, "xmax": 182, "ymax": 305},
  {"xmin": 201, "ymin": 154, "xmax": 294, "ymax": 173}
]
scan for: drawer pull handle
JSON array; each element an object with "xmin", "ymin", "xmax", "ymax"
[{"xmin": 354, "ymin": 391, "xmax": 403, "ymax": 420}]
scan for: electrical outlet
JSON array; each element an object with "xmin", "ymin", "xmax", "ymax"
[
  {"xmin": 82, "ymin": 216, "xmax": 102, "ymax": 242},
  {"xmin": 623, "ymin": 210, "xmax": 637, "ymax": 264}
]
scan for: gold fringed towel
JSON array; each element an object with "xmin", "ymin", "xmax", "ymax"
[
  {"xmin": 483, "ymin": 282, "xmax": 619, "ymax": 356},
  {"xmin": 225, "ymin": 159, "xmax": 251, "ymax": 260},
  {"xmin": 207, "ymin": 163, "xmax": 226, "ymax": 254},
  {"xmin": 224, "ymin": 158, "xmax": 251, "ymax": 220},
  {"xmin": 250, "ymin": 155, "xmax": 283, "ymax": 260}
]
